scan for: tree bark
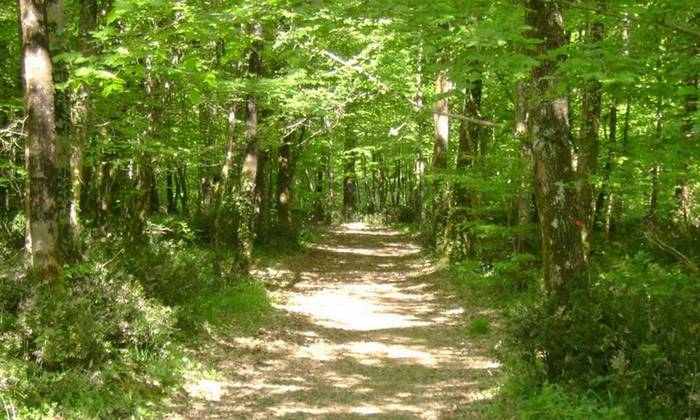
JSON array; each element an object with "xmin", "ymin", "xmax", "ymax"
[
  {"xmin": 431, "ymin": 70, "xmax": 450, "ymax": 246},
  {"xmin": 450, "ymin": 77, "xmax": 482, "ymax": 259},
  {"xmin": 576, "ymin": 14, "xmax": 604, "ymax": 264},
  {"xmin": 236, "ymin": 22, "xmax": 263, "ymax": 273},
  {"xmin": 675, "ymin": 74, "xmax": 698, "ymax": 228},
  {"xmin": 166, "ymin": 170, "xmax": 176, "ymax": 214},
  {"xmin": 255, "ymin": 147, "xmax": 271, "ymax": 242},
  {"xmin": 276, "ymin": 128, "xmax": 303, "ymax": 237},
  {"xmin": 343, "ymin": 133, "xmax": 357, "ymax": 219},
  {"xmin": 526, "ymin": 0, "xmax": 586, "ymax": 299},
  {"xmin": 213, "ymin": 103, "xmax": 237, "ymax": 246},
  {"xmin": 67, "ymin": 0, "xmax": 96, "ymax": 246},
  {"xmin": 515, "ymin": 80, "xmax": 533, "ymax": 254},
  {"xmin": 178, "ymin": 164, "xmax": 189, "ymax": 215},
  {"xmin": 20, "ymin": 0, "xmax": 61, "ymax": 282}
]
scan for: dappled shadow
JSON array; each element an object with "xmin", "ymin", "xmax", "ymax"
[{"xmin": 169, "ymin": 222, "xmax": 500, "ymax": 419}]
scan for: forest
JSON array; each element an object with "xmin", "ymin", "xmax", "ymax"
[{"xmin": 1, "ymin": 0, "xmax": 699, "ymax": 418}]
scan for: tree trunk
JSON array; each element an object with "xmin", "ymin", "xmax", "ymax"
[
  {"xmin": 178, "ymin": 164, "xmax": 189, "ymax": 215},
  {"xmin": 576, "ymin": 14, "xmax": 604, "ymax": 264},
  {"xmin": 325, "ymin": 149, "xmax": 334, "ymax": 223},
  {"xmin": 595, "ymin": 98, "xmax": 617, "ymax": 239},
  {"xmin": 315, "ymin": 164, "xmax": 324, "ymax": 221},
  {"xmin": 213, "ymin": 103, "xmax": 237, "ymax": 246},
  {"xmin": 166, "ymin": 170, "xmax": 176, "ymax": 214},
  {"xmin": 452, "ymin": 77, "xmax": 482, "ymax": 258},
  {"xmin": 276, "ymin": 129, "xmax": 303, "ymax": 237},
  {"xmin": 236, "ymin": 23, "xmax": 263, "ymax": 273},
  {"xmin": 526, "ymin": 0, "xmax": 586, "ymax": 299},
  {"xmin": 648, "ymin": 98, "xmax": 663, "ymax": 225},
  {"xmin": 20, "ymin": 0, "xmax": 61, "ymax": 282},
  {"xmin": 255, "ymin": 147, "xmax": 271, "ymax": 243},
  {"xmin": 515, "ymin": 81, "xmax": 533, "ymax": 254},
  {"xmin": 675, "ymin": 74, "xmax": 698, "ymax": 228},
  {"xmin": 431, "ymin": 70, "xmax": 450, "ymax": 245},
  {"xmin": 67, "ymin": 0, "xmax": 96, "ymax": 247},
  {"xmin": 343, "ymin": 133, "xmax": 357, "ymax": 219}
]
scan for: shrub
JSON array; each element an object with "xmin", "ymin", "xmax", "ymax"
[{"xmin": 503, "ymin": 261, "xmax": 700, "ymax": 418}]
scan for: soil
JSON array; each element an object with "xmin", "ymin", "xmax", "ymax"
[{"xmin": 170, "ymin": 223, "xmax": 501, "ymax": 419}]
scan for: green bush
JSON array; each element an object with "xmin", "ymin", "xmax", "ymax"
[
  {"xmin": 2, "ymin": 270, "xmax": 175, "ymax": 369},
  {"xmin": 503, "ymin": 260, "xmax": 700, "ymax": 418}
]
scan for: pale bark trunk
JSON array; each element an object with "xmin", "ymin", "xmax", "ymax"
[
  {"xmin": 515, "ymin": 81, "xmax": 532, "ymax": 254},
  {"xmin": 431, "ymin": 70, "xmax": 450, "ymax": 246},
  {"xmin": 20, "ymin": 0, "xmax": 61, "ymax": 282},
  {"xmin": 526, "ymin": 0, "xmax": 586, "ymax": 297},
  {"xmin": 451, "ymin": 78, "xmax": 482, "ymax": 259},
  {"xmin": 214, "ymin": 104, "xmax": 237, "ymax": 246},
  {"xmin": 236, "ymin": 23, "xmax": 263, "ymax": 273}
]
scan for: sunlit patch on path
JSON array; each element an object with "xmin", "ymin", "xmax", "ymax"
[{"xmin": 171, "ymin": 222, "xmax": 501, "ymax": 419}]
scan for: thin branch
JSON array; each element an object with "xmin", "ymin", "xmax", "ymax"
[
  {"xmin": 644, "ymin": 230, "xmax": 700, "ymax": 273},
  {"xmin": 317, "ymin": 48, "xmax": 504, "ymax": 128},
  {"xmin": 427, "ymin": 110, "xmax": 502, "ymax": 128}
]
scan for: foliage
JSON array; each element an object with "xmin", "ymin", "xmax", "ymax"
[
  {"xmin": 0, "ymin": 217, "xmax": 272, "ymax": 417},
  {"xmin": 466, "ymin": 316, "xmax": 491, "ymax": 336},
  {"xmin": 1, "ymin": 0, "xmax": 699, "ymax": 416},
  {"xmin": 503, "ymin": 257, "xmax": 700, "ymax": 418},
  {"xmin": 491, "ymin": 382, "xmax": 627, "ymax": 420}
]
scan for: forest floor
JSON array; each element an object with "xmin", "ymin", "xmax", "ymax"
[{"xmin": 168, "ymin": 223, "xmax": 502, "ymax": 419}]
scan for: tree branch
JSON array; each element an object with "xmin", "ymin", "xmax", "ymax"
[{"xmin": 317, "ymin": 48, "xmax": 504, "ymax": 128}]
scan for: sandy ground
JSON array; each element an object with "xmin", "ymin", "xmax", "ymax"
[{"xmin": 169, "ymin": 223, "xmax": 501, "ymax": 419}]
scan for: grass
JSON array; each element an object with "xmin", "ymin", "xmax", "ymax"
[
  {"xmin": 0, "ymin": 220, "xmax": 277, "ymax": 419},
  {"xmin": 466, "ymin": 316, "xmax": 491, "ymax": 336}
]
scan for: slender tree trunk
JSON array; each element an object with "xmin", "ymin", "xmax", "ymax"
[
  {"xmin": 526, "ymin": 0, "xmax": 586, "ymax": 299},
  {"xmin": 576, "ymin": 14, "xmax": 604, "ymax": 264},
  {"xmin": 325, "ymin": 148, "xmax": 334, "ymax": 223},
  {"xmin": 594, "ymin": 98, "xmax": 617, "ymax": 241},
  {"xmin": 166, "ymin": 170, "xmax": 176, "ymax": 214},
  {"xmin": 343, "ymin": 133, "xmax": 357, "ymax": 219},
  {"xmin": 236, "ymin": 23, "xmax": 263, "ymax": 273},
  {"xmin": 515, "ymin": 80, "xmax": 533, "ymax": 254},
  {"xmin": 276, "ymin": 129, "xmax": 303, "ymax": 237},
  {"xmin": 315, "ymin": 163, "xmax": 324, "ymax": 221},
  {"xmin": 431, "ymin": 70, "xmax": 450, "ymax": 245},
  {"xmin": 20, "ymin": 0, "xmax": 61, "ymax": 282},
  {"xmin": 648, "ymin": 98, "xmax": 664, "ymax": 225},
  {"xmin": 178, "ymin": 164, "xmax": 189, "ymax": 215},
  {"xmin": 255, "ymin": 147, "xmax": 271, "ymax": 242},
  {"xmin": 213, "ymin": 103, "xmax": 237, "ymax": 245},
  {"xmin": 67, "ymin": 0, "xmax": 96, "ymax": 246},
  {"xmin": 675, "ymin": 74, "xmax": 698, "ymax": 228},
  {"xmin": 450, "ymin": 77, "xmax": 482, "ymax": 259}
]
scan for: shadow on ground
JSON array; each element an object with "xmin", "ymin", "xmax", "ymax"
[{"xmin": 168, "ymin": 223, "xmax": 501, "ymax": 419}]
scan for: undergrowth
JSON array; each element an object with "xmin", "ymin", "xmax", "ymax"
[
  {"xmin": 448, "ymin": 236, "xmax": 700, "ymax": 419},
  {"xmin": 0, "ymin": 215, "xmax": 273, "ymax": 418}
]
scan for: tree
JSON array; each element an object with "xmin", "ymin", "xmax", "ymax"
[
  {"xmin": 525, "ymin": 0, "xmax": 586, "ymax": 300},
  {"xmin": 236, "ymin": 22, "xmax": 264, "ymax": 273},
  {"xmin": 20, "ymin": 0, "xmax": 61, "ymax": 283}
]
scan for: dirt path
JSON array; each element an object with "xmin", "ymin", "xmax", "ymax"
[{"xmin": 174, "ymin": 223, "xmax": 501, "ymax": 419}]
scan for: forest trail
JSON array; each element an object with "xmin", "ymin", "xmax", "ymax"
[{"xmin": 173, "ymin": 223, "xmax": 501, "ymax": 419}]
